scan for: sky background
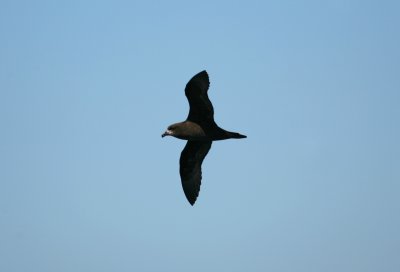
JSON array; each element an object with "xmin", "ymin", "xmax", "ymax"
[{"xmin": 1, "ymin": 0, "xmax": 399, "ymax": 271}]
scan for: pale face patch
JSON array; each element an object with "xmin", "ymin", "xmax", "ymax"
[{"xmin": 162, "ymin": 129, "xmax": 173, "ymax": 137}]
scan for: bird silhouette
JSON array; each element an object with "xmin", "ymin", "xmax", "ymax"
[{"xmin": 162, "ymin": 70, "xmax": 246, "ymax": 205}]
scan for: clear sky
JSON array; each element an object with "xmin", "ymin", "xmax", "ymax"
[{"xmin": 1, "ymin": 1, "xmax": 399, "ymax": 271}]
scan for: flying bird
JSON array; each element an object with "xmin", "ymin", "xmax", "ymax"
[{"xmin": 162, "ymin": 70, "xmax": 246, "ymax": 205}]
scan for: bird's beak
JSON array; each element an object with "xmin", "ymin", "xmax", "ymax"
[{"xmin": 162, "ymin": 130, "xmax": 172, "ymax": 138}]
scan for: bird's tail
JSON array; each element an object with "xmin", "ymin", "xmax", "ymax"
[{"xmin": 227, "ymin": 132, "xmax": 247, "ymax": 139}]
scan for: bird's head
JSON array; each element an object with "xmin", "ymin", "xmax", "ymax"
[{"xmin": 162, "ymin": 124, "xmax": 179, "ymax": 138}]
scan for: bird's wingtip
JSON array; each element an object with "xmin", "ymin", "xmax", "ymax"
[
  {"xmin": 197, "ymin": 70, "xmax": 208, "ymax": 78},
  {"xmin": 188, "ymin": 198, "xmax": 196, "ymax": 206}
]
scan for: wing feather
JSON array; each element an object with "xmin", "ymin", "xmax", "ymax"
[
  {"xmin": 185, "ymin": 70, "xmax": 214, "ymax": 123},
  {"xmin": 179, "ymin": 141, "xmax": 212, "ymax": 205}
]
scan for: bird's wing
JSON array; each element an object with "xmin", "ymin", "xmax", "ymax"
[
  {"xmin": 179, "ymin": 140, "xmax": 212, "ymax": 205},
  {"xmin": 185, "ymin": 70, "xmax": 215, "ymax": 124}
]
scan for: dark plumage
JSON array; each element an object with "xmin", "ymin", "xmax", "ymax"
[{"xmin": 162, "ymin": 70, "xmax": 246, "ymax": 205}]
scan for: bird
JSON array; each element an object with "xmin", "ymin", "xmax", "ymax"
[{"xmin": 162, "ymin": 70, "xmax": 246, "ymax": 205}]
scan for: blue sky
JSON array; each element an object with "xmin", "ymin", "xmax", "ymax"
[{"xmin": 1, "ymin": 1, "xmax": 399, "ymax": 271}]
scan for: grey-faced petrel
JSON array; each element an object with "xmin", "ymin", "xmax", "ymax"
[{"xmin": 162, "ymin": 70, "xmax": 246, "ymax": 205}]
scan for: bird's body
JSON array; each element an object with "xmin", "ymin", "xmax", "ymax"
[
  {"xmin": 162, "ymin": 70, "xmax": 246, "ymax": 205},
  {"xmin": 164, "ymin": 120, "xmax": 246, "ymax": 141}
]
